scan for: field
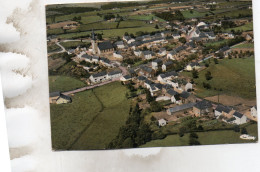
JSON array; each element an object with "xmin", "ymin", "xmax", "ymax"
[
  {"xmin": 232, "ymin": 42, "xmax": 254, "ymax": 49},
  {"xmin": 47, "ymin": 43, "xmax": 62, "ymax": 53},
  {"xmin": 181, "ymin": 57, "xmax": 256, "ymax": 99},
  {"xmin": 225, "ymin": 22, "xmax": 253, "ymax": 32},
  {"xmin": 49, "ymin": 75, "xmax": 86, "ymax": 92},
  {"xmin": 51, "ymin": 82, "xmax": 131, "ymax": 150},
  {"xmin": 141, "ymin": 124, "xmax": 258, "ymax": 148}
]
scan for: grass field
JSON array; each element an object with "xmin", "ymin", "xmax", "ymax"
[
  {"xmin": 59, "ymin": 41, "xmax": 91, "ymax": 50},
  {"xmin": 49, "ymin": 75, "xmax": 86, "ymax": 92},
  {"xmin": 181, "ymin": 57, "xmax": 256, "ymax": 99},
  {"xmin": 205, "ymin": 39, "xmax": 230, "ymax": 48},
  {"xmin": 232, "ymin": 42, "xmax": 254, "ymax": 49},
  {"xmin": 182, "ymin": 10, "xmax": 207, "ymax": 19},
  {"xmin": 51, "ymin": 82, "xmax": 131, "ymax": 150},
  {"xmin": 225, "ymin": 22, "xmax": 253, "ymax": 32},
  {"xmin": 58, "ymin": 26, "xmax": 162, "ymax": 39},
  {"xmin": 141, "ymin": 124, "xmax": 257, "ymax": 148},
  {"xmin": 47, "ymin": 43, "xmax": 62, "ymax": 53}
]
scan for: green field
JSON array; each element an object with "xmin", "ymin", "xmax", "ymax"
[
  {"xmin": 49, "ymin": 75, "xmax": 86, "ymax": 92},
  {"xmin": 47, "ymin": 44, "xmax": 62, "ymax": 53},
  {"xmin": 232, "ymin": 42, "xmax": 254, "ymax": 49},
  {"xmin": 141, "ymin": 124, "xmax": 257, "ymax": 148},
  {"xmin": 225, "ymin": 22, "xmax": 253, "ymax": 32},
  {"xmin": 59, "ymin": 41, "xmax": 91, "ymax": 50},
  {"xmin": 51, "ymin": 82, "xmax": 131, "ymax": 150},
  {"xmin": 182, "ymin": 57, "xmax": 256, "ymax": 99},
  {"xmin": 205, "ymin": 39, "xmax": 230, "ymax": 48},
  {"xmin": 182, "ymin": 10, "xmax": 207, "ymax": 19}
]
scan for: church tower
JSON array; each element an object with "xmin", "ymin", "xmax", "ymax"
[{"xmin": 91, "ymin": 29, "xmax": 97, "ymax": 54}]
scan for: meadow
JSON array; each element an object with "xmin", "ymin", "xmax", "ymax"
[{"xmin": 51, "ymin": 82, "xmax": 131, "ymax": 150}]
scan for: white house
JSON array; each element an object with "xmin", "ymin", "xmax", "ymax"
[
  {"xmin": 157, "ymin": 48, "xmax": 167, "ymax": 56},
  {"xmin": 90, "ymin": 71, "xmax": 108, "ymax": 83},
  {"xmin": 214, "ymin": 105, "xmax": 232, "ymax": 119},
  {"xmin": 114, "ymin": 41, "xmax": 125, "ymax": 49},
  {"xmin": 251, "ymin": 106, "xmax": 257, "ymax": 118},
  {"xmin": 185, "ymin": 82, "xmax": 193, "ymax": 92},
  {"xmin": 158, "ymin": 119, "xmax": 167, "ymax": 127},
  {"xmin": 162, "ymin": 61, "xmax": 173, "ymax": 72},
  {"xmin": 167, "ymin": 51, "xmax": 177, "ymax": 60},
  {"xmin": 152, "ymin": 59, "xmax": 162, "ymax": 70},
  {"xmin": 172, "ymin": 33, "xmax": 181, "ymax": 40},
  {"xmin": 185, "ymin": 62, "xmax": 200, "ymax": 71},
  {"xmin": 107, "ymin": 70, "xmax": 122, "ymax": 79},
  {"xmin": 120, "ymin": 75, "xmax": 132, "ymax": 82},
  {"xmin": 157, "ymin": 71, "xmax": 178, "ymax": 84},
  {"xmin": 113, "ymin": 51, "xmax": 123, "ymax": 59},
  {"xmin": 143, "ymin": 51, "xmax": 153, "ymax": 60},
  {"xmin": 232, "ymin": 112, "xmax": 247, "ymax": 125},
  {"xmin": 134, "ymin": 50, "xmax": 142, "ymax": 57}
]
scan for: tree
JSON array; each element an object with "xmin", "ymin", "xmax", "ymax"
[
  {"xmin": 205, "ymin": 71, "xmax": 212, "ymax": 80},
  {"xmin": 178, "ymin": 127, "xmax": 186, "ymax": 137},
  {"xmin": 214, "ymin": 58, "xmax": 218, "ymax": 64},
  {"xmin": 233, "ymin": 125, "xmax": 240, "ymax": 132},
  {"xmin": 97, "ymin": 34, "xmax": 102, "ymax": 40},
  {"xmin": 146, "ymin": 89, "xmax": 154, "ymax": 103},
  {"xmin": 198, "ymin": 125, "xmax": 204, "ymax": 131},
  {"xmin": 192, "ymin": 69, "xmax": 199, "ymax": 79},
  {"xmin": 189, "ymin": 132, "xmax": 200, "ymax": 145},
  {"xmin": 150, "ymin": 101, "xmax": 162, "ymax": 112},
  {"xmin": 241, "ymin": 127, "xmax": 248, "ymax": 134},
  {"xmin": 124, "ymin": 32, "xmax": 129, "ymax": 36},
  {"xmin": 155, "ymin": 24, "xmax": 159, "ymax": 29},
  {"xmin": 190, "ymin": 132, "xmax": 198, "ymax": 139},
  {"xmin": 122, "ymin": 137, "xmax": 134, "ymax": 148},
  {"xmin": 205, "ymin": 63, "xmax": 209, "ymax": 67},
  {"xmin": 179, "ymin": 37, "xmax": 186, "ymax": 44}
]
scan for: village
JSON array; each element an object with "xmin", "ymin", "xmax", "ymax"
[{"xmin": 47, "ymin": 1, "xmax": 257, "ymax": 150}]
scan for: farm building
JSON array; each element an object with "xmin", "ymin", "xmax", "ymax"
[
  {"xmin": 167, "ymin": 102, "xmax": 196, "ymax": 116},
  {"xmin": 49, "ymin": 92, "xmax": 72, "ymax": 104}
]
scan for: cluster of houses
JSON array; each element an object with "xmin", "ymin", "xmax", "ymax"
[{"xmin": 89, "ymin": 70, "xmax": 122, "ymax": 83}]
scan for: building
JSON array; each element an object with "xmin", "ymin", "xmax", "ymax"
[
  {"xmin": 114, "ymin": 41, "xmax": 125, "ymax": 49},
  {"xmin": 134, "ymin": 50, "xmax": 142, "ymax": 57},
  {"xmin": 157, "ymin": 48, "xmax": 167, "ymax": 56},
  {"xmin": 251, "ymin": 106, "xmax": 257, "ymax": 118},
  {"xmin": 113, "ymin": 51, "xmax": 123, "ymax": 59},
  {"xmin": 152, "ymin": 59, "xmax": 163, "ymax": 70},
  {"xmin": 193, "ymin": 100, "xmax": 213, "ymax": 116},
  {"xmin": 162, "ymin": 61, "xmax": 174, "ymax": 72},
  {"xmin": 89, "ymin": 71, "xmax": 108, "ymax": 83},
  {"xmin": 167, "ymin": 102, "xmax": 196, "ymax": 116},
  {"xmin": 185, "ymin": 82, "xmax": 193, "ymax": 92},
  {"xmin": 120, "ymin": 75, "xmax": 132, "ymax": 84},
  {"xmin": 214, "ymin": 105, "xmax": 232, "ymax": 119},
  {"xmin": 108, "ymin": 70, "xmax": 122, "ymax": 79},
  {"xmin": 97, "ymin": 41, "xmax": 115, "ymax": 55},
  {"xmin": 157, "ymin": 71, "xmax": 178, "ymax": 83},
  {"xmin": 143, "ymin": 51, "xmax": 153, "ymax": 60},
  {"xmin": 185, "ymin": 62, "xmax": 200, "ymax": 71},
  {"xmin": 232, "ymin": 112, "xmax": 247, "ymax": 125},
  {"xmin": 49, "ymin": 92, "xmax": 72, "ymax": 104},
  {"xmin": 158, "ymin": 119, "xmax": 167, "ymax": 127}
]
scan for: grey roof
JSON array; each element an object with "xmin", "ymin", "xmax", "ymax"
[
  {"xmin": 115, "ymin": 41, "xmax": 124, "ymax": 45},
  {"xmin": 137, "ymin": 76, "xmax": 146, "ymax": 81},
  {"xmin": 50, "ymin": 91, "xmax": 61, "ymax": 97},
  {"xmin": 168, "ymin": 102, "xmax": 196, "ymax": 113},
  {"xmin": 219, "ymin": 46, "xmax": 230, "ymax": 52},
  {"xmin": 215, "ymin": 105, "xmax": 232, "ymax": 113},
  {"xmin": 154, "ymin": 83, "xmax": 163, "ymax": 90},
  {"xmin": 100, "ymin": 57, "xmax": 110, "ymax": 64},
  {"xmin": 233, "ymin": 111, "xmax": 244, "ymax": 118},
  {"xmin": 92, "ymin": 71, "xmax": 107, "ymax": 78},
  {"xmin": 59, "ymin": 94, "xmax": 72, "ymax": 101},
  {"xmin": 141, "ymin": 66, "xmax": 153, "ymax": 73},
  {"xmin": 160, "ymin": 71, "xmax": 178, "ymax": 78},
  {"xmin": 167, "ymin": 89, "xmax": 178, "ymax": 96},
  {"xmin": 164, "ymin": 61, "xmax": 174, "ymax": 66},
  {"xmin": 82, "ymin": 54, "xmax": 92, "ymax": 59},
  {"xmin": 180, "ymin": 91, "xmax": 190, "ymax": 99},
  {"xmin": 145, "ymin": 79, "xmax": 154, "ymax": 85},
  {"xmin": 123, "ymin": 75, "xmax": 131, "ymax": 80},
  {"xmin": 189, "ymin": 62, "xmax": 199, "ymax": 67},
  {"xmin": 194, "ymin": 100, "xmax": 212, "ymax": 110},
  {"xmin": 153, "ymin": 59, "xmax": 162, "ymax": 63},
  {"xmin": 227, "ymin": 117, "xmax": 236, "ymax": 122},
  {"xmin": 98, "ymin": 41, "xmax": 114, "ymax": 51},
  {"xmin": 108, "ymin": 70, "xmax": 121, "ymax": 76},
  {"xmin": 143, "ymin": 50, "xmax": 152, "ymax": 55},
  {"xmin": 163, "ymin": 84, "xmax": 173, "ymax": 89}
]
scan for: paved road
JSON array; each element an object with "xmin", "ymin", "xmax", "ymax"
[
  {"xmin": 48, "ymin": 41, "xmax": 66, "ymax": 55},
  {"xmin": 63, "ymin": 77, "xmax": 120, "ymax": 95}
]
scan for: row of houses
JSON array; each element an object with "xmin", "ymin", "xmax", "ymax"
[
  {"xmin": 89, "ymin": 70, "xmax": 122, "ymax": 83},
  {"xmin": 81, "ymin": 54, "xmax": 113, "ymax": 68}
]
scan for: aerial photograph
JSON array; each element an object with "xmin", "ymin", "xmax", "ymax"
[{"xmin": 46, "ymin": 0, "xmax": 257, "ymax": 150}]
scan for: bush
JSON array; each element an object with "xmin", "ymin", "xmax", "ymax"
[
  {"xmin": 189, "ymin": 132, "xmax": 198, "ymax": 139},
  {"xmin": 241, "ymin": 127, "xmax": 248, "ymax": 134},
  {"xmin": 150, "ymin": 101, "xmax": 162, "ymax": 112},
  {"xmin": 233, "ymin": 125, "xmax": 240, "ymax": 132}
]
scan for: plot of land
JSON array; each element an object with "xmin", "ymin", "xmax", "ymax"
[
  {"xmin": 232, "ymin": 42, "xmax": 254, "ymax": 49},
  {"xmin": 51, "ymin": 82, "xmax": 131, "ymax": 150},
  {"xmin": 49, "ymin": 75, "xmax": 86, "ymax": 92},
  {"xmin": 141, "ymin": 124, "xmax": 257, "ymax": 148},
  {"xmin": 182, "ymin": 57, "xmax": 256, "ymax": 99}
]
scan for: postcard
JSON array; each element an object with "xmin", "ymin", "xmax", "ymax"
[{"xmin": 46, "ymin": 0, "xmax": 257, "ymax": 150}]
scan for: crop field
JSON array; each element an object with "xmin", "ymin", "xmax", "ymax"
[
  {"xmin": 49, "ymin": 75, "xmax": 86, "ymax": 92},
  {"xmin": 51, "ymin": 82, "xmax": 131, "ymax": 150},
  {"xmin": 181, "ymin": 57, "xmax": 256, "ymax": 99},
  {"xmin": 232, "ymin": 42, "xmax": 254, "ymax": 49}
]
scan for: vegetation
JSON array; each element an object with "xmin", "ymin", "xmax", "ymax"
[
  {"xmin": 60, "ymin": 41, "xmax": 91, "ymax": 50},
  {"xmin": 51, "ymin": 82, "xmax": 131, "ymax": 150}
]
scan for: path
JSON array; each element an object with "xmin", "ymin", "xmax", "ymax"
[{"xmin": 48, "ymin": 41, "xmax": 66, "ymax": 55}]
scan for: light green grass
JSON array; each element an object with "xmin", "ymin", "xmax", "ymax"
[
  {"xmin": 59, "ymin": 41, "xmax": 90, "ymax": 50},
  {"xmin": 225, "ymin": 22, "xmax": 253, "ymax": 32},
  {"xmin": 182, "ymin": 10, "xmax": 207, "ymax": 19},
  {"xmin": 141, "ymin": 124, "xmax": 257, "ymax": 148},
  {"xmin": 182, "ymin": 57, "xmax": 256, "ymax": 99},
  {"xmin": 49, "ymin": 75, "xmax": 86, "ymax": 92},
  {"xmin": 205, "ymin": 39, "xmax": 230, "ymax": 47},
  {"xmin": 232, "ymin": 42, "xmax": 254, "ymax": 49},
  {"xmin": 81, "ymin": 15, "xmax": 103, "ymax": 24},
  {"xmin": 51, "ymin": 82, "xmax": 131, "ymax": 150},
  {"xmin": 118, "ymin": 20, "xmax": 149, "ymax": 28}
]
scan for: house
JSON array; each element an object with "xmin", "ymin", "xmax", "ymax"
[
  {"xmin": 193, "ymin": 100, "xmax": 213, "ymax": 116},
  {"xmin": 180, "ymin": 91, "xmax": 191, "ymax": 103},
  {"xmin": 144, "ymin": 79, "xmax": 154, "ymax": 90},
  {"xmin": 216, "ymin": 46, "xmax": 230, "ymax": 57},
  {"xmin": 232, "ymin": 112, "xmax": 247, "ymax": 125},
  {"xmin": 185, "ymin": 62, "xmax": 200, "ymax": 71},
  {"xmin": 143, "ymin": 51, "xmax": 153, "ymax": 60},
  {"xmin": 185, "ymin": 82, "xmax": 193, "ymax": 92},
  {"xmin": 114, "ymin": 41, "xmax": 125, "ymax": 49},
  {"xmin": 82, "ymin": 54, "xmax": 93, "ymax": 63},
  {"xmin": 205, "ymin": 32, "xmax": 216, "ymax": 40},
  {"xmin": 251, "ymin": 106, "xmax": 257, "ymax": 118},
  {"xmin": 166, "ymin": 89, "xmax": 181, "ymax": 104},
  {"xmin": 172, "ymin": 33, "xmax": 181, "ymax": 40},
  {"xmin": 49, "ymin": 92, "xmax": 72, "ymax": 104},
  {"xmin": 214, "ymin": 105, "xmax": 232, "ymax": 119},
  {"xmin": 167, "ymin": 51, "xmax": 177, "ymax": 60},
  {"xmin": 107, "ymin": 70, "xmax": 122, "ymax": 79},
  {"xmin": 89, "ymin": 71, "xmax": 108, "ymax": 83},
  {"xmin": 152, "ymin": 59, "xmax": 163, "ymax": 70},
  {"xmin": 157, "ymin": 48, "xmax": 167, "ymax": 56},
  {"xmin": 158, "ymin": 119, "xmax": 167, "ymax": 127},
  {"xmin": 100, "ymin": 57, "xmax": 112, "ymax": 67},
  {"xmin": 167, "ymin": 102, "xmax": 196, "ymax": 116},
  {"xmin": 134, "ymin": 50, "xmax": 142, "ymax": 57},
  {"xmin": 113, "ymin": 51, "xmax": 123, "ymax": 59},
  {"xmin": 138, "ymin": 66, "xmax": 154, "ymax": 78},
  {"xmin": 120, "ymin": 75, "xmax": 132, "ymax": 84},
  {"xmin": 157, "ymin": 71, "xmax": 178, "ymax": 83},
  {"xmin": 162, "ymin": 61, "xmax": 174, "ymax": 72},
  {"xmin": 97, "ymin": 41, "xmax": 114, "ymax": 54}
]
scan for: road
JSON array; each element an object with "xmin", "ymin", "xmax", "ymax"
[{"xmin": 48, "ymin": 41, "xmax": 66, "ymax": 55}]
